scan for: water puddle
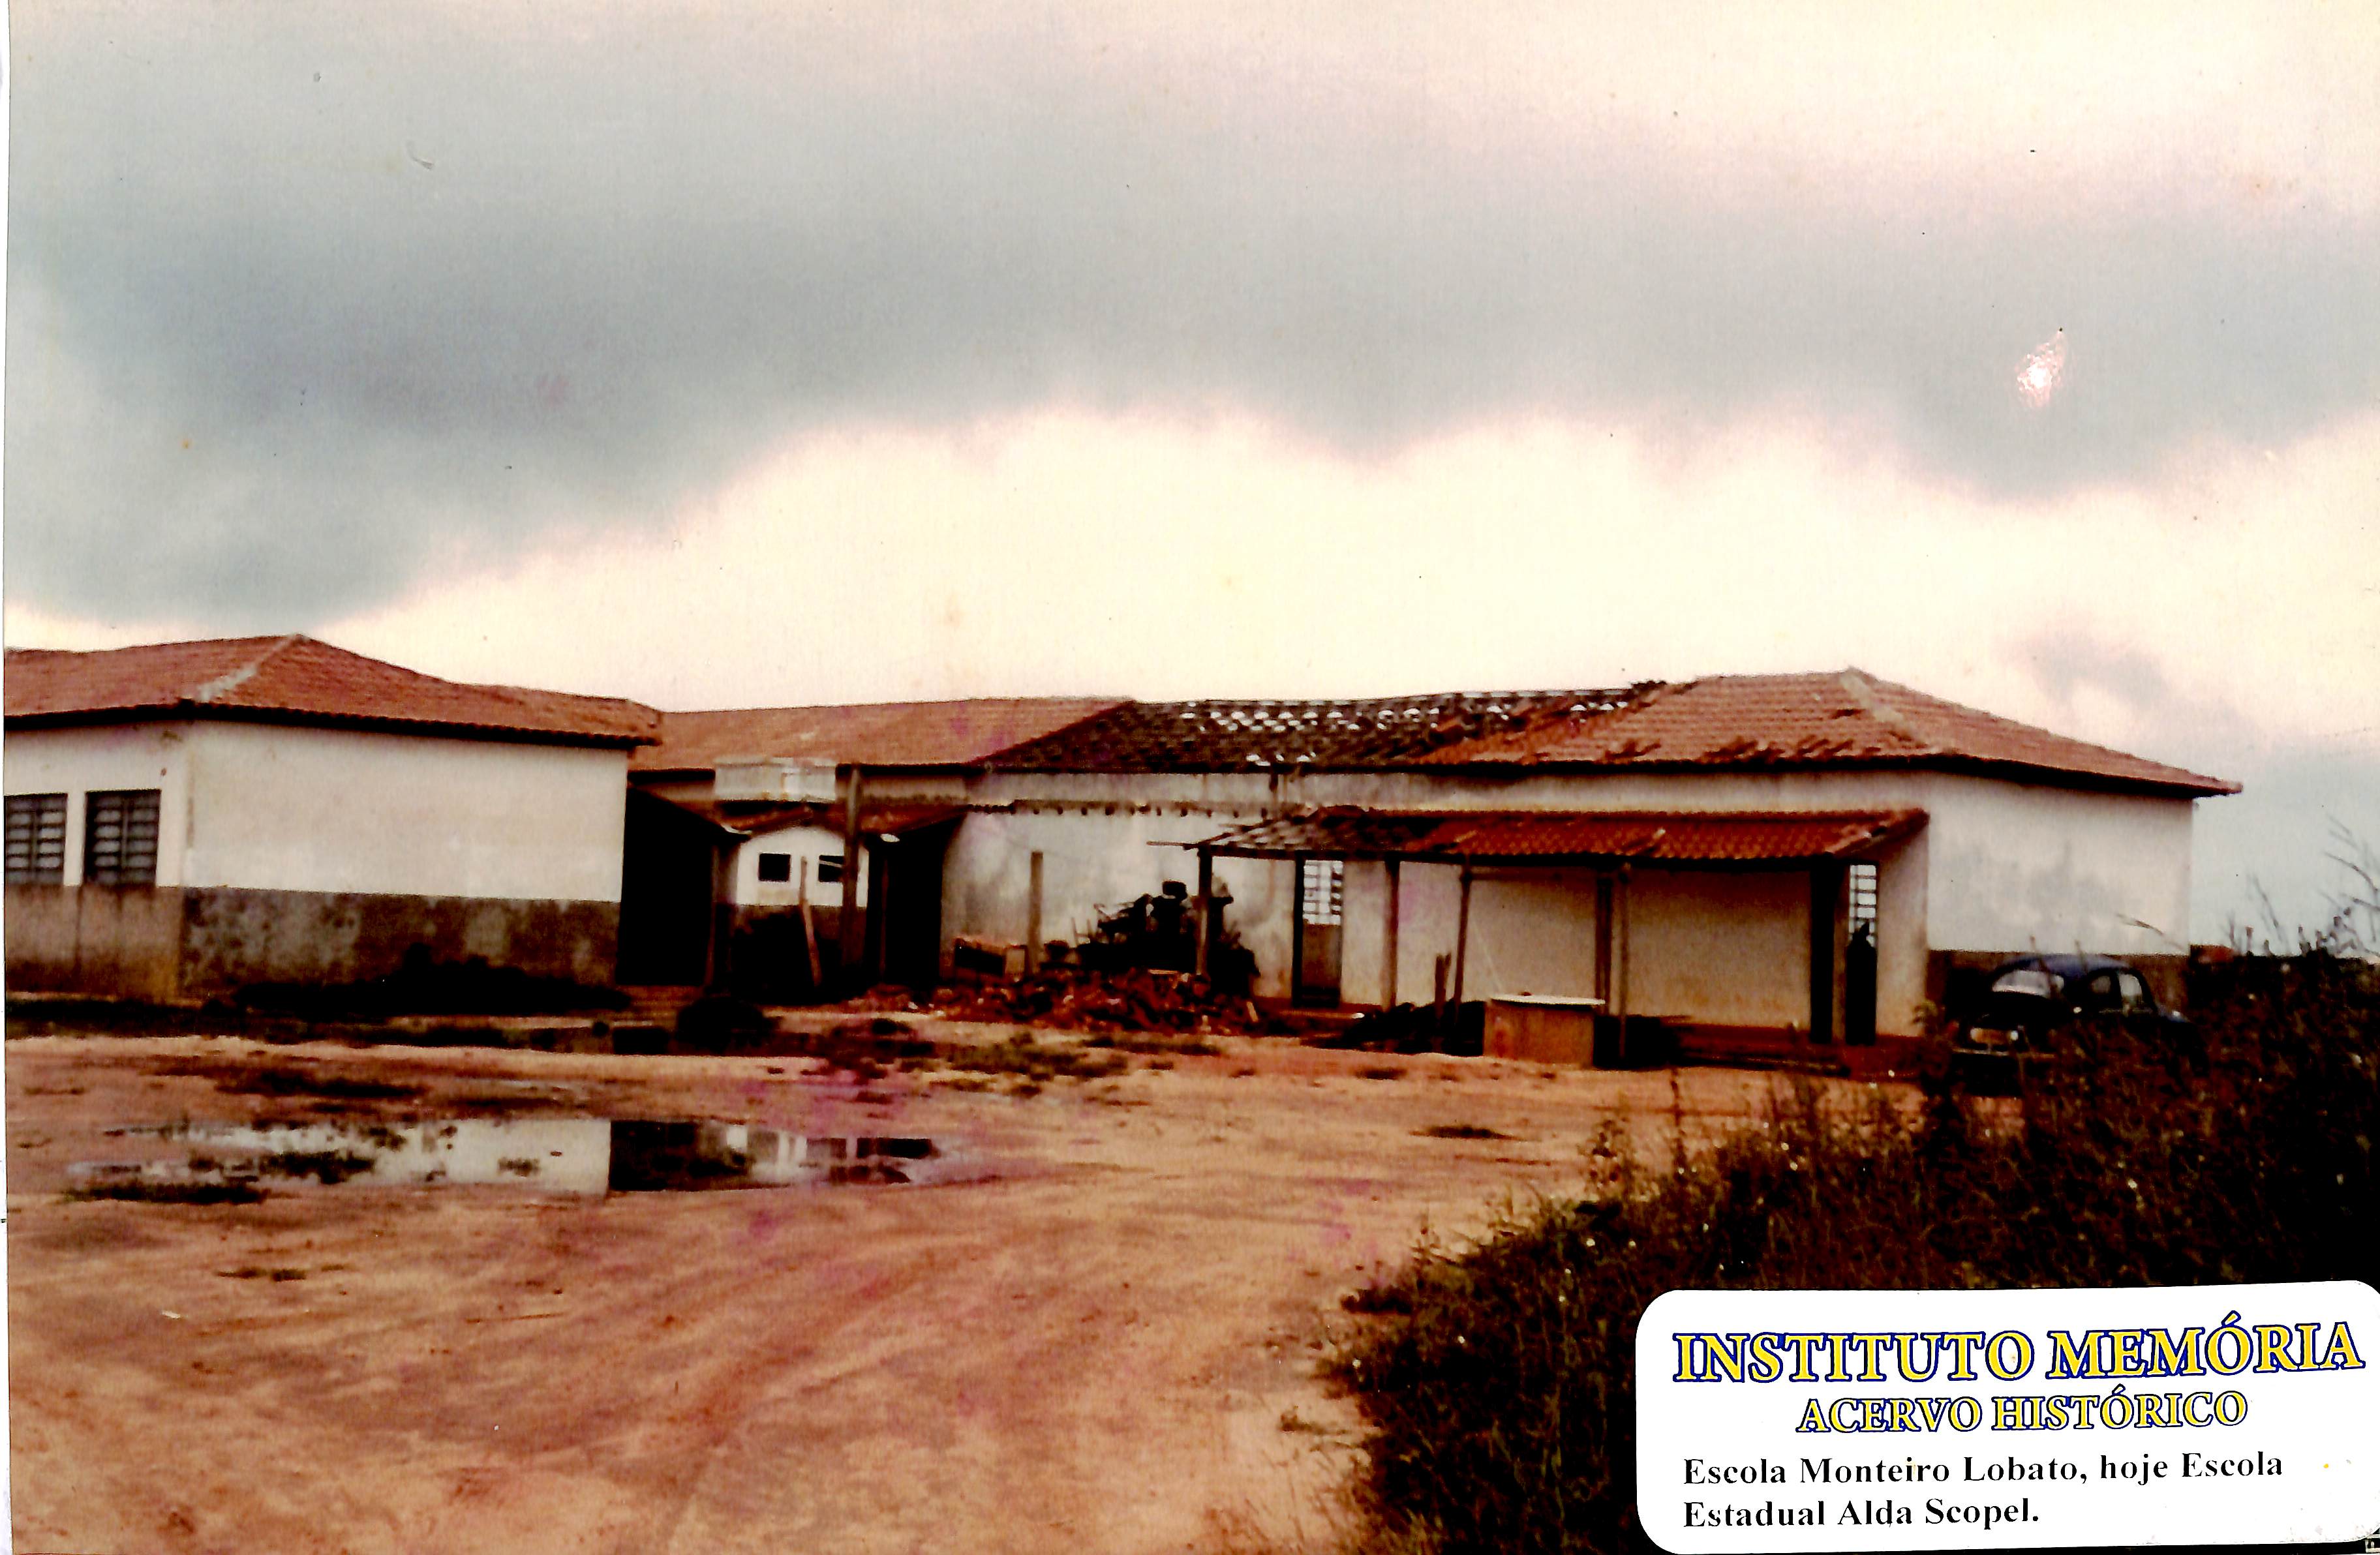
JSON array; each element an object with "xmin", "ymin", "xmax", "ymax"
[{"xmin": 73, "ymin": 1119, "xmax": 968, "ymax": 1196}]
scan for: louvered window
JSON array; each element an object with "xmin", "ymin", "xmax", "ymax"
[
  {"xmin": 5, "ymin": 793, "xmax": 69, "ymax": 884},
  {"xmin": 84, "ymin": 789, "xmax": 162, "ymax": 886},
  {"xmin": 1847, "ymin": 861, "xmax": 1878, "ymax": 934},
  {"xmin": 1300, "ymin": 858, "xmax": 1344, "ymax": 926}
]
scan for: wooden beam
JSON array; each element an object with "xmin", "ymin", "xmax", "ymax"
[
  {"xmin": 1194, "ymin": 848, "xmax": 1213, "ymax": 977},
  {"xmin": 1026, "ymin": 851, "xmax": 1045, "ymax": 974},
  {"xmin": 799, "ymin": 857, "xmax": 823, "ymax": 989},
  {"xmin": 1614, "ymin": 863, "xmax": 1631, "ymax": 1063},
  {"xmin": 1452, "ymin": 864, "xmax": 1474, "ymax": 1006},
  {"xmin": 1382, "ymin": 857, "xmax": 1401, "ymax": 1007},
  {"xmin": 1594, "ymin": 873, "xmax": 1615, "ymax": 1002},
  {"xmin": 838, "ymin": 763, "xmax": 865, "ymax": 988}
]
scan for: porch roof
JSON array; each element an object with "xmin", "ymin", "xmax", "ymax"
[{"xmin": 1187, "ymin": 806, "xmax": 1925, "ymax": 866}]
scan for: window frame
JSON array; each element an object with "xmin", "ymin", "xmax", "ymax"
[
  {"xmin": 83, "ymin": 788, "xmax": 163, "ymax": 887},
  {"xmin": 5, "ymin": 792, "xmax": 70, "ymax": 884}
]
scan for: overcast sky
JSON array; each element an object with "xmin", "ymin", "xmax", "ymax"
[{"xmin": 7, "ymin": 1, "xmax": 2377, "ymax": 940}]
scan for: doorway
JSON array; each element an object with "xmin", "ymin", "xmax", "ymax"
[
  {"xmin": 617, "ymin": 790, "xmax": 725, "ymax": 986},
  {"xmin": 1844, "ymin": 861, "xmax": 1878, "ymax": 1046},
  {"xmin": 1292, "ymin": 856, "xmax": 1344, "ymax": 1006}
]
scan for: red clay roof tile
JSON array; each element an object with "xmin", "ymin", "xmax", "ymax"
[
  {"xmin": 1420, "ymin": 671, "xmax": 2235, "ymax": 796},
  {"xmin": 633, "ymin": 699, "xmax": 1124, "ymax": 772},
  {"xmin": 1195, "ymin": 807, "xmax": 1929, "ymax": 864},
  {"xmin": 5, "ymin": 635, "xmax": 658, "ymax": 747}
]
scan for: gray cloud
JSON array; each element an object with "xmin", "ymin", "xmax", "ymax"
[{"xmin": 9, "ymin": 5, "xmax": 2379, "ymax": 624}]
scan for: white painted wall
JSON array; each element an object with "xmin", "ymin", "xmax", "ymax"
[
  {"xmin": 1625, "ymin": 869, "xmax": 1812, "ymax": 1030},
  {"xmin": 1869, "ymin": 826, "xmax": 1930, "ymax": 1033},
  {"xmin": 3, "ymin": 722, "xmax": 196, "ymax": 887},
  {"xmin": 941, "ymin": 804, "xmax": 1290, "ymax": 979},
  {"xmin": 1919, "ymin": 775, "xmax": 2196, "ymax": 958},
  {"xmin": 1342, "ymin": 862, "xmax": 1606, "ymax": 1008},
  {"xmin": 731, "ymin": 823, "xmax": 866, "ymax": 910},
  {"xmin": 938, "ymin": 762, "xmax": 2194, "ymax": 1029},
  {"xmin": 1341, "ymin": 863, "xmax": 1827, "ymax": 1031},
  {"xmin": 177, "ymin": 721, "xmax": 630, "ymax": 902}
]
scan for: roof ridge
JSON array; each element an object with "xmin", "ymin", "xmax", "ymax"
[
  {"xmin": 660, "ymin": 695, "xmax": 1126, "ymax": 718},
  {"xmin": 186, "ymin": 633, "xmax": 306, "ymax": 704}
]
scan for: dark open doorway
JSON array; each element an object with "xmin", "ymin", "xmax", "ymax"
[
  {"xmin": 1844, "ymin": 860, "xmax": 1878, "ymax": 1046},
  {"xmin": 617, "ymin": 790, "xmax": 727, "ymax": 986}
]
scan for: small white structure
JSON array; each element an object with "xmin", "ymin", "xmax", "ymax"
[
  {"xmin": 4, "ymin": 635, "xmax": 656, "ymax": 998},
  {"xmin": 618, "ymin": 701, "xmax": 1110, "ymax": 988}
]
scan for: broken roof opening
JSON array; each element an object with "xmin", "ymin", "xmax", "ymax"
[{"xmin": 986, "ymin": 687, "xmax": 1656, "ymax": 772}]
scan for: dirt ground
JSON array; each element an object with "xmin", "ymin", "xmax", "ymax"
[{"xmin": 6, "ymin": 1021, "xmax": 1894, "ymax": 1554}]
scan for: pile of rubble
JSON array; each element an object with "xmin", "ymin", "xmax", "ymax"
[{"xmin": 846, "ymin": 968, "xmax": 1298, "ymax": 1037}]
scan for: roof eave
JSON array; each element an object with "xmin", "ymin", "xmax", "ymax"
[
  {"xmin": 5, "ymin": 702, "xmax": 656, "ymax": 749},
  {"xmin": 1422, "ymin": 751, "xmax": 2238, "ymax": 798}
]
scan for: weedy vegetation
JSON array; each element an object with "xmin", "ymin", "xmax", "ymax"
[{"xmin": 1316, "ymin": 918, "xmax": 2377, "ymax": 1553}]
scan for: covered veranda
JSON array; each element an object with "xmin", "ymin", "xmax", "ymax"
[{"xmin": 1185, "ymin": 807, "xmax": 1927, "ymax": 1052}]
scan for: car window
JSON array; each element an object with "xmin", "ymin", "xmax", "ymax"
[
  {"xmin": 2115, "ymin": 971, "xmax": 2150, "ymax": 1012},
  {"xmin": 1991, "ymin": 968, "xmax": 2058, "ymax": 999},
  {"xmin": 2084, "ymin": 971, "xmax": 2121, "ymax": 1010}
]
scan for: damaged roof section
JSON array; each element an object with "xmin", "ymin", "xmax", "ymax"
[
  {"xmin": 634, "ymin": 699, "xmax": 1125, "ymax": 775},
  {"xmin": 663, "ymin": 798, "xmax": 966, "ymax": 839},
  {"xmin": 1194, "ymin": 807, "xmax": 1928, "ymax": 866},
  {"xmin": 984, "ymin": 688, "xmax": 1652, "ymax": 772},
  {"xmin": 3, "ymin": 635, "xmax": 659, "ymax": 747},
  {"xmin": 1422, "ymin": 670, "xmax": 2237, "ymax": 797}
]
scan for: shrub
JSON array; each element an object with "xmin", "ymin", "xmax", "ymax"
[{"xmin": 1324, "ymin": 955, "xmax": 2379, "ymax": 1554}]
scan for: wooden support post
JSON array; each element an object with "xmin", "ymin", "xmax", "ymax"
[
  {"xmin": 704, "ymin": 838, "xmax": 731, "ymax": 991},
  {"xmin": 799, "ymin": 858, "xmax": 823, "ymax": 990},
  {"xmin": 838, "ymin": 763, "xmax": 865, "ymax": 989},
  {"xmin": 1026, "ymin": 851, "xmax": 1045, "ymax": 974},
  {"xmin": 1614, "ymin": 864, "xmax": 1632, "ymax": 1063},
  {"xmin": 1452, "ymin": 864, "xmax": 1474, "ymax": 1006},
  {"xmin": 1808, "ymin": 864, "xmax": 1840, "ymax": 1045},
  {"xmin": 1194, "ymin": 848, "xmax": 1213, "ymax": 978},
  {"xmin": 1594, "ymin": 874, "xmax": 1615, "ymax": 1001},
  {"xmin": 1382, "ymin": 857, "xmax": 1401, "ymax": 1008}
]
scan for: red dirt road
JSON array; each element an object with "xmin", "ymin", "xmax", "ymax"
[{"xmin": 7, "ymin": 1027, "xmax": 1857, "ymax": 1553}]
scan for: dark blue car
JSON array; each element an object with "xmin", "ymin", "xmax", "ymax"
[{"xmin": 1949, "ymin": 952, "xmax": 2201, "ymax": 1065}]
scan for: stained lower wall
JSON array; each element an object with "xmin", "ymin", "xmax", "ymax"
[
  {"xmin": 177, "ymin": 888, "xmax": 620, "ymax": 994},
  {"xmin": 4, "ymin": 884, "xmax": 620, "ymax": 999},
  {"xmin": 5, "ymin": 884, "xmax": 187, "ymax": 999}
]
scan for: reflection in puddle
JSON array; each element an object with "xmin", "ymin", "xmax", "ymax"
[{"xmin": 74, "ymin": 1120, "xmax": 960, "ymax": 1196}]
